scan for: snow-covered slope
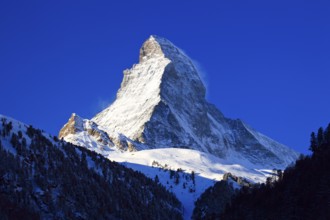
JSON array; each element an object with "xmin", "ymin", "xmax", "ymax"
[
  {"xmin": 104, "ymin": 148, "xmax": 276, "ymax": 219},
  {"xmin": 0, "ymin": 114, "xmax": 273, "ymax": 219},
  {"xmin": 0, "ymin": 114, "xmax": 183, "ymax": 219},
  {"xmin": 60, "ymin": 124, "xmax": 279, "ymax": 219}
]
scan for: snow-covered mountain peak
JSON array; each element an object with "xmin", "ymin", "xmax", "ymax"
[
  {"xmin": 90, "ymin": 36, "xmax": 206, "ymax": 142},
  {"xmin": 60, "ymin": 35, "xmax": 299, "ymax": 170},
  {"xmin": 138, "ymin": 36, "xmax": 205, "ymax": 94},
  {"xmin": 139, "ymin": 35, "xmax": 165, "ymax": 62},
  {"xmin": 140, "ymin": 35, "xmax": 191, "ymax": 63},
  {"xmin": 57, "ymin": 36, "xmax": 300, "ymax": 219}
]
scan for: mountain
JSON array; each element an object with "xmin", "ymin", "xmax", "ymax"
[
  {"xmin": 60, "ymin": 35, "xmax": 298, "ymax": 168},
  {"xmin": 58, "ymin": 35, "xmax": 299, "ymax": 219},
  {"xmin": 0, "ymin": 115, "xmax": 182, "ymax": 220}
]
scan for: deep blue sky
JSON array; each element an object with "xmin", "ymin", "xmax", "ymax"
[{"xmin": 1, "ymin": 1, "xmax": 329, "ymax": 154}]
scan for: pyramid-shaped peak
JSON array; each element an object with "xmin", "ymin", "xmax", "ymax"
[
  {"xmin": 139, "ymin": 35, "xmax": 187, "ymax": 63},
  {"xmin": 59, "ymin": 36, "xmax": 299, "ymax": 170},
  {"xmin": 148, "ymin": 35, "xmax": 175, "ymax": 46}
]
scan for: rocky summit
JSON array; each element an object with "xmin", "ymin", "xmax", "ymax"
[{"xmin": 59, "ymin": 35, "xmax": 298, "ymax": 169}]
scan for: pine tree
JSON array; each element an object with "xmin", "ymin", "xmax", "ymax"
[
  {"xmin": 18, "ymin": 131, "xmax": 23, "ymax": 139},
  {"xmin": 174, "ymin": 172, "xmax": 180, "ymax": 185},
  {"xmin": 169, "ymin": 170, "xmax": 175, "ymax": 179},
  {"xmin": 154, "ymin": 175, "xmax": 159, "ymax": 184},
  {"xmin": 324, "ymin": 123, "xmax": 330, "ymax": 144},
  {"xmin": 5, "ymin": 122, "xmax": 13, "ymax": 135},
  {"xmin": 276, "ymin": 169, "xmax": 283, "ymax": 181},
  {"xmin": 309, "ymin": 132, "xmax": 318, "ymax": 153},
  {"xmin": 191, "ymin": 171, "xmax": 195, "ymax": 185},
  {"xmin": 317, "ymin": 127, "xmax": 324, "ymax": 146},
  {"xmin": 26, "ymin": 125, "xmax": 34, "ymax": 138},
  {"xmin": 10, "ymin": 133, "xmax": 19, "ymax": 148}
]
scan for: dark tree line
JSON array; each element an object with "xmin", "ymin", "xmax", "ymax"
[
  {"xmin": 192, "ymin": 180, "xmax": 237, "ymax": 220},
  {"xmin": 309, "ymin": 123, "xmax": 330, "ymax": 153},
  {"xmin": 196, "ymin": 123, "xmax": 330, "ymax": 220},
  {"xmin": 0, "ymin": 117, "xmax": 183, "ymax": 220}
]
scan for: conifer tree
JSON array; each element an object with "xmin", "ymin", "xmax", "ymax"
[
  {"xmin": 10, "ymin": 133, "xmax": 19, "ymax": 148},
  {"xmin": 324, "ymin": 123, "xmax": 330, "ymax": 144},
  {"xmin": 191, "ymin": 171, "xmax": 195, "ymax": 185},
  {"xmin": 309, "ymin": 132, "xmax": 318, "ymax": 153},
  {"xmin": 154, "ymin": 175, "xmax": 159, "ymax": 184},
  {"xmin": 317, "ymin": 127, "xmax": 324, "ymax": 145}
]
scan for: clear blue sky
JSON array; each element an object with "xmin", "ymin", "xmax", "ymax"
[{"xmin": 1, "ymin": 0, "xmax": 329, "ymax": 154}]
